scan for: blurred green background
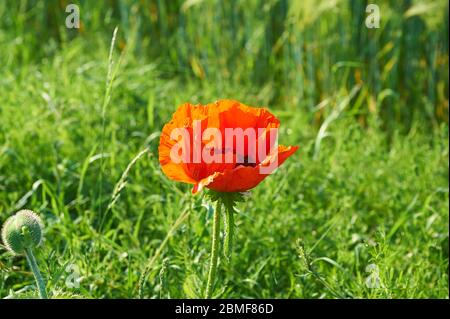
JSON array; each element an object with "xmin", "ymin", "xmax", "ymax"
[
  {"xmin": 1, "ymin": 0, "xmax": 448, "ymax": 129},
  {"xmin": 0, "ymin": 0, "xmax": 448, "ymax": 298}
]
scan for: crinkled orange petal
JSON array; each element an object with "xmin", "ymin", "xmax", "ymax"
[
  {"xmin": 207, "ymin": 100, "xmax": 280, "ymax": 162},
  {"xmin": 159, "ymin": 103, "xmax": 208, "ymax": 184},
  {"xmin": 206, "ymin": 99, "xmax": 280, "ymax": 131},
  {"xmin": 192, "ymin": 145, "xmax": 299, "ymax": 193}
]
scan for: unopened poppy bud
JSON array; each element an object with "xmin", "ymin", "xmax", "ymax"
[{"xmin": 1, "ymin": 210, "xmax": 44, "ymax": 255}]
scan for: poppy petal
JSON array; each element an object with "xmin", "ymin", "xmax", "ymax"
[{"xmin": 193, "ymin": 145, "xmax": 298, "ymax": 193}]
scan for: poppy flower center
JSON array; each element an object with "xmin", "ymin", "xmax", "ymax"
[{"xmin": 236, "ymin": 155, "xmax": 257, "ymax": 168}]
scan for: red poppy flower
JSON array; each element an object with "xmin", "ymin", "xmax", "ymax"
[{"xmin": 158, "ymin": 100, "xmax": 298, "ymax": 193}]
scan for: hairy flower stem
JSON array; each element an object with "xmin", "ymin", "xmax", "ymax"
[
  {"xmin": 25, "ymin": 247, "xmax": 47, "ymax": 299},
  {"xmin": 205, "ymin": 200, "xmax": 221, "ymax": 299},
  {"xmin": 223, "ymin": 206, "xmax": 234, "ymax": 260}
]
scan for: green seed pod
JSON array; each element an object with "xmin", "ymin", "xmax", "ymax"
[{"xmin": 1, "ymin": 210, "xmax": 44, "ymax": 255}]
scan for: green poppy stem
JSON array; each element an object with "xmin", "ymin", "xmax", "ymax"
[
  {"xmin": 223, "ymin": 205, "xmax": 234, "ymax": 260},
  {"xmin": 205, "ymin": 200, "xmax": 221, "ymax": 299},
  {"xmin": 25, "ymin": 247, "xmax": 47, "ymax": 299}
]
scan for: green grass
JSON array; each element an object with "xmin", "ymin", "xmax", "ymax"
[{"xmin": 0, "ymin": 0, "xmax": 448, "ymax": 298}]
